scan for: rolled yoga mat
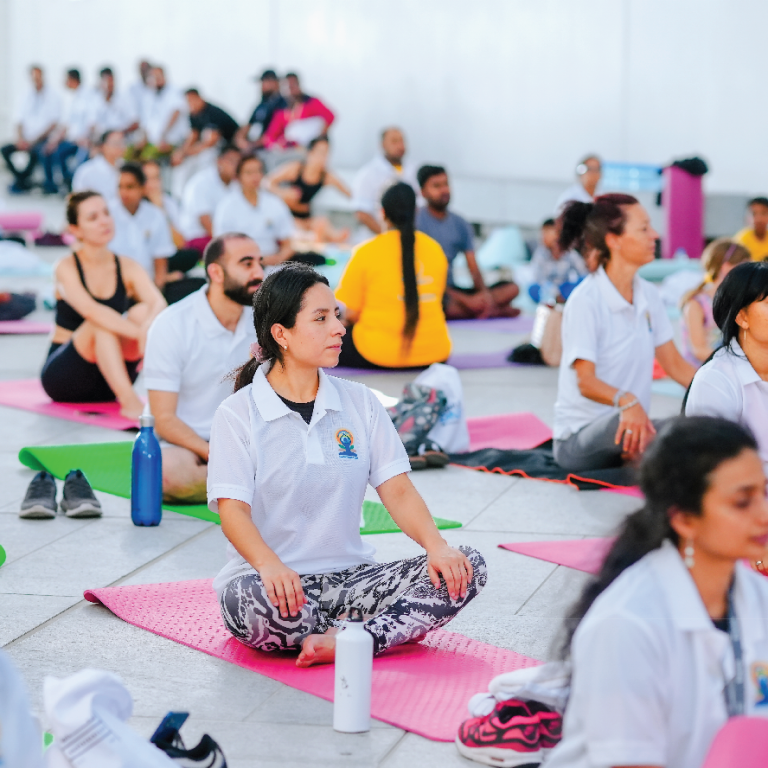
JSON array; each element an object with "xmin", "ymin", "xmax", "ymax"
[
  {"xmin": 0, "ymin": 320, "xmax": 53, "ymax": 334},
  {"xmin": 0, "ymin": 379, "xmax": 139, "ymax": 431},
  {"xmin": 499, "ymin": 538, "xmax": 613, "ymax": 575},
  {"xmin": 84, "ymin": 579, "xmax": 539, "ymax": 742},
  {"xmin": 18, "ymin": 441, "xmax": 462, "ymax": 534}
]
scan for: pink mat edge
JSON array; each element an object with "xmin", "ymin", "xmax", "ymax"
[
  {"xmin": 498, "ymin": 538, "xmax": 613, "ymax": 573},
  {"xmin": 0, "ymin": 320, "xmax": 52, "ymax": 334},
  {"xmin": 83, "ymin": 580, "xmax": 540, "ymax": 742}
]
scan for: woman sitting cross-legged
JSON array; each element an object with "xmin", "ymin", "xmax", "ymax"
[
  {"xmin": 547, "ymin": 416, "xmax": 768, "ymax": 768},
  {"xmin": 41, "ymin": 191, "xmax": 166, "ymax": 419},
  {"xmin": 207, "ymin": 262, "xmax": 486, "ymax": 666},
  {"xmin": 553, "ymin": 194, "xmax": 696, "ymax": 476}
]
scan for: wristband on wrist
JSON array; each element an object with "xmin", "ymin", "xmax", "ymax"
[
  {"xmin": 618, "ymin": 398, "xmax": 639, "ymax": 413},
  {"xmin": 613, "ymin": 389, "xmax": 628, "ymax": 408}
]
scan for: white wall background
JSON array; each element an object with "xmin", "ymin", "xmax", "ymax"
[{"xmin": 0, "ymin": 0, "xmax": 764, "ymax": 228}]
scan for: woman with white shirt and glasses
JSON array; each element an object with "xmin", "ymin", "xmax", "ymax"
[
  {"xmin": 207, "ymin": 263, "xmax": 486, "ymax": 667},
  {"xmin": 686, "ymin": 262, "xmax": 768, "ymax": 470},
  {"xmin": 553, "ymin": 195, "xmax": 696, "ymax": 474},
  {"xmin": 547, "ymin": 417, "xmax": 768, "ymax": 768}
]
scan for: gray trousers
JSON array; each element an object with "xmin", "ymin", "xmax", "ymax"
[{"xmin": 554, "ymin": 410, "xmax": 667, "ymax": 472}]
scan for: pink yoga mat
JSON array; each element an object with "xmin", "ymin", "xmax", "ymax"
[
  {"xmin": 0, "ymin": 379, "xmax": 138, "ymax": 430},
  {"xmin": 499, "ymin": 538, "xmax": 613, "ymax": 575},
  {"xmin": 448, "ymin": 316, "xmax": 534, "ymax": 334},
  {"xmin": 601, "ymin": 486, "xmax": 644, "ymax": 499},
  {"xmin": 0, "ymin": 320, "xmax": 52, "ymax": 334},
  {"xmin": 702, "ymin": 717, "xmax": 768, "ymax": 768},
  {"xmin": 467, "ymin": 412, "xmax": 552, "ymax": 451},
  {"xmin": 84, "ymin": 579, "xmax": 539, "ymax": 741}
]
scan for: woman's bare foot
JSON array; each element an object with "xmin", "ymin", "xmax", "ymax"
[{"xmin": 296, "ymin": 628, "xmax": 338, "ymax": 668}]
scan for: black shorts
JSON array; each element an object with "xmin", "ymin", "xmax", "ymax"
[{"xmin": 40, "ymin": 341, "xmax": 140, "ymax": 403}]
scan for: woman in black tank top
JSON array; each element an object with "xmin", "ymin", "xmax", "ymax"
[
  {"xmin": 264, "ymin": 136, "xmax": 352, "ymax": 244},
  {"xmin": 42, "ymin": 191, "xmax": 166, "ymax": 419}
]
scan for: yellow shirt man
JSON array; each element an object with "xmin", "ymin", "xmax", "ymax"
[
  {"xmin": 734, "ymin": 228, "xmax": 768, "ymax": 262},
  {"xmin": 336, "ymin": 230, "xmax": 452, "ymax": 368}
]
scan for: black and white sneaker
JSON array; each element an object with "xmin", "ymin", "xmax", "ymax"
[
  {"xmin": 60, "ymin": 470, "xmax": 102, "ymax": 518},
  {"xmin": 416, "ymin": 440, "xmax": 451, "ymax": 468},
  {"xmin": 19, "ymin": 471, "xmax": 57, "ymax": 519},
  {"xmin": 151, "ymin": 716, "xmax": 227, "ymax": 767}
]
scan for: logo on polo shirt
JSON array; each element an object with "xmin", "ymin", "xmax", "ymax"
[
  {"xmin": 752, "ymin": 662, "xmax": 768, "ymax": 706},
  {"xmin": 336, "ymin": 429, "xmax": 358, "ymax": 459}
]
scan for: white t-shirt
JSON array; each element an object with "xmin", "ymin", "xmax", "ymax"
[
  {"xmin": 548, "ymin": 541, "xmax": 768, "ymax": 768},
  {"xmin": 554, "ymin": 182, "xmax": 596, "ymax": 215},
  {"xmin": 143, "ymin": 286, "xmax": 255, "ymax": 442},
  {"xmin": 71, "ymin": 155, "xmax": 120, "ymax": 200},
  {"xmin": 142, "ymin": 85, "xmax": 188, "ymax": 146},
  {"xmin": 61, "ymin": 87, "xmax": 95, "ymax": 142},
  {"xmin": 208, "ymin": 366, "xmax": 411, "ymax": 596},
  {"xmin": 554, "ymin": 267, "xmax": 673, "ymax": 440},
  {"xmin": 179, "ymin": 165, "xmax": 231, "ymax": 240},
  {"xmin": 91, "ymin": 90, "xmax": 137, "ymax": 135},
  {"xmin": 686, "ymin": 340, "xmax": 768, "ymax": 470},
  {"xmin": 16, "ymin": 87, "xmax": 60, "ymax": 142},
  {"xmin": 352, "ymin": 154, "xmax": 419, "ymax": 216},
  {"xmin": 108, "ymin": 199, "xmax": 176, "ymax": 275},
  {"xmin": 212, "ymin": 187, "xmax": 295, "ymax": 258}
]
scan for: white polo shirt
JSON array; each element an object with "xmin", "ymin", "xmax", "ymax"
[
  {"xmin": 554, "ymin": 267, "xmax": 673, "ymax": 440},
  {"xmin": 548, "ymin": 541, "xmax": 768, "ymax": 768},
  {"xmin": 61, "ymin": 86, "xmax": 95, "ymax": 142},
  {"xmin": 208, "ymin": 366, "xmax": 411, "ymax": 596},
  {"xmin": 108, "ymin": 199, "xmax": 176, "ymax": 275},
  {"xmin": 71, "ymin": 155, "xmax": 120, "ymax": 200},
  {"xmin": 143, "ymin": 286, "xmax": 255, "ymax": 442},
  {"xmin": 179, "ymin": 165, "xmax": 232, "ymax": 240},
  {"xmin": 142, "ymin": 85, "xmax": 188, "ymax": 146},
  {"xmin": 352, "ymin": 154, "xmax": 419, "ymax": 216},
  {"xmin": 91, "ymin": 90, "xmax": 137, "ymax": 134},
  {"xmin": 16, "ymin": 87, "xmax": 60, "ymax": 142},
  {"xmin": 212, "ymin": 187, "xmax": 295, "ymax": 258},
  {"xmin": 686, "ymin": 340, "xmax": 768, "ymax": 469},
  {"xmin": 554, "ymin": 182, "xmax": 596, "ymax": 215}
]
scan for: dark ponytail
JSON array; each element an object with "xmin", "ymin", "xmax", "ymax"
[
  {"xmin": 558, "ymin": 193, "xmax": 638, "ymax": 267},
  {"xmin": 382, "ymin": 182, "xmax": 418, "ymax": 348},
  {"xmin": 233, "ymin": 262, "xmax": 330, "ymax": 391},
  {"xmin": 559, "ymin": 416, "xmax": 758, "ymax": 658}
]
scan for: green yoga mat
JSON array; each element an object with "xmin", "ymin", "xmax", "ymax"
[
  {"xmin": 18, "ymin": 442, "xmax": 461, "ymax": 535},
  {"xmin": 0, "ymin": 544, "xmax": 5, "ymax": 568}
]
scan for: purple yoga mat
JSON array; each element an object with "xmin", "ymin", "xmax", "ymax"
[
  {"xmin": 448, "ymin": 316, "xmax": 534, "ymax": 334},
  {"xmin": 329, "ymin": 350, "xmax": 518, "ymax": 377}
]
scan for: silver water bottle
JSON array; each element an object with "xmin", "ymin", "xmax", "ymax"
[{"xmin": 333, "ymin": 607, "xmax": 373, "ymax": 733}]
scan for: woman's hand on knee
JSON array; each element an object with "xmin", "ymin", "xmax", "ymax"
[
  {"xmin": 426, "ymin": 542, "xmax": 473, "ymax": 601},
  {"xmin": 258, "ymin": 558, "xmax": 306, "ymax": 619}
]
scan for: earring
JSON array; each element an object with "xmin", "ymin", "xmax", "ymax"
[
  {"xmin": 283, "ymin": 345, "xmax": 288, "ymax": 350},
  {"xmin": 684, "ymin": 539, "xmax": 695, "ymax": 569}
]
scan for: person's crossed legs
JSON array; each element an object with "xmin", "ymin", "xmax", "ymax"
[
  {"xmin": 161, "ymin": 444, "xmax": 207, "ymax": 504},
  {"xmin": 444, "ymin": 283, "xmax": 520, "ymax": 320}
]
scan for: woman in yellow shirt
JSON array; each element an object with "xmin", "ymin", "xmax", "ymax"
[{"xmin": 336, "ymin": 182, "xmax": 452, "ymax": 368}]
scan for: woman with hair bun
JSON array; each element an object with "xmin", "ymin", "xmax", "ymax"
[
  {"xmin": 686, "ymin": 261, "xmax": 768, "ymax": 470},
  {"xmin": 680, "ymin": 238, "xmax": 750, "ymax": 365},
  {"xmin": 553, "ymin": 194, "xmax": 695, "ymax": 475},
  {"xmin": 548, "ymin": 416, "xmax": 768, "ymax": 768},
  {"xmin": 207, "ymin": 262, "xmax": 485, "ymax": 666}
]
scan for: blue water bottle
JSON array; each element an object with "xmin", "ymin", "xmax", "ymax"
[{"xmin": 131, "ymin": 412, "xmax": 162, "ymax": 526}]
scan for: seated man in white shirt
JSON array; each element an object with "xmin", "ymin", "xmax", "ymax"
[
  {"xmin": 134, "ymin": 65, "xmax": 188, "ymax": 160},
  {"xmin": 212, "ymin": 153, "xmax": 295, "ymax": 266},
  {"xmin": 51, "ymin": 68, "xmax": 95, "ymax": 190},
  {"xmin": 352, "ymin": 127, "xmax": 419, "ymax": 235},
  {"xmin": 143, "ymin": 233, "xmax": 263, "ymax": 503},
  {"xmin": 71, "ymin": 130, "xmax": 125, "ymax": 200},
  {"xmin": 1, "ymin": 64, "xmax": 61, "ymax": 194},
  {"xmin": 179, "ymin": 144, "xmax": 240, "ymax": 250},
  {"xmin": 92, "ymin": 67, "xmax": 139, "ymax": 137},
  {"xmin": 109, "ymin": 163, "xmax": 176, "ymax": 288},
  {"xmin": 554, "ymin": 154, "xmax": 602, "ymax": 214}
]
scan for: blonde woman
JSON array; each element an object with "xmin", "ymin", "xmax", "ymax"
[{"xmin": 680, "ymin": 238, "xmax": 750, "ymax": 365}]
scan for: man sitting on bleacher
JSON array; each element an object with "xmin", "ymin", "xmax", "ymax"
[
  {"xmin": 415, "ymin": 165, "xmax": 519, "ymax": 319},
  {"xmin": 143, "ymin": 233, "xmax": 263, "ymax": 504}
]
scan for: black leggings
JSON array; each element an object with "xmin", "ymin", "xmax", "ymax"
[{"xmin": 41, "ymin": 341, "xmax": 140, "ymax": 403}]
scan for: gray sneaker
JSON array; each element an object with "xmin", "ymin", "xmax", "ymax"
[
  {"xmin": 60, "ymin": 470, "xmax": 102, "ymax": 518},
  {"xmin": 19, "ymin": 471, "xmax": 57, "ymax": 519}
]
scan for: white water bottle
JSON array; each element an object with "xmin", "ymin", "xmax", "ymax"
[{"xmin": 333, "ymin": 606, "xmax": 373, "ymax": 733}]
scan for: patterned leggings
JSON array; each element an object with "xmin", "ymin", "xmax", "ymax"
[{"xmin": 219, "ymin": 546, "xmax": 487, "ymax": 655}]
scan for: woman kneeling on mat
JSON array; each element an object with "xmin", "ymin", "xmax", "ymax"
[
  {"xmin": 553, "ymin": 195, "xmax": 696, "ymax": 475},
  {"xmin": 548, "ymin": 417, "xmax": 768, "ymax": 768},
  {"xmin": 208, "ymin": 262, "xmax": 486, "ymax": 666},
  {"xmin": 41, "ymin": 191, "xmax": 166, "ymax": 419}
]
